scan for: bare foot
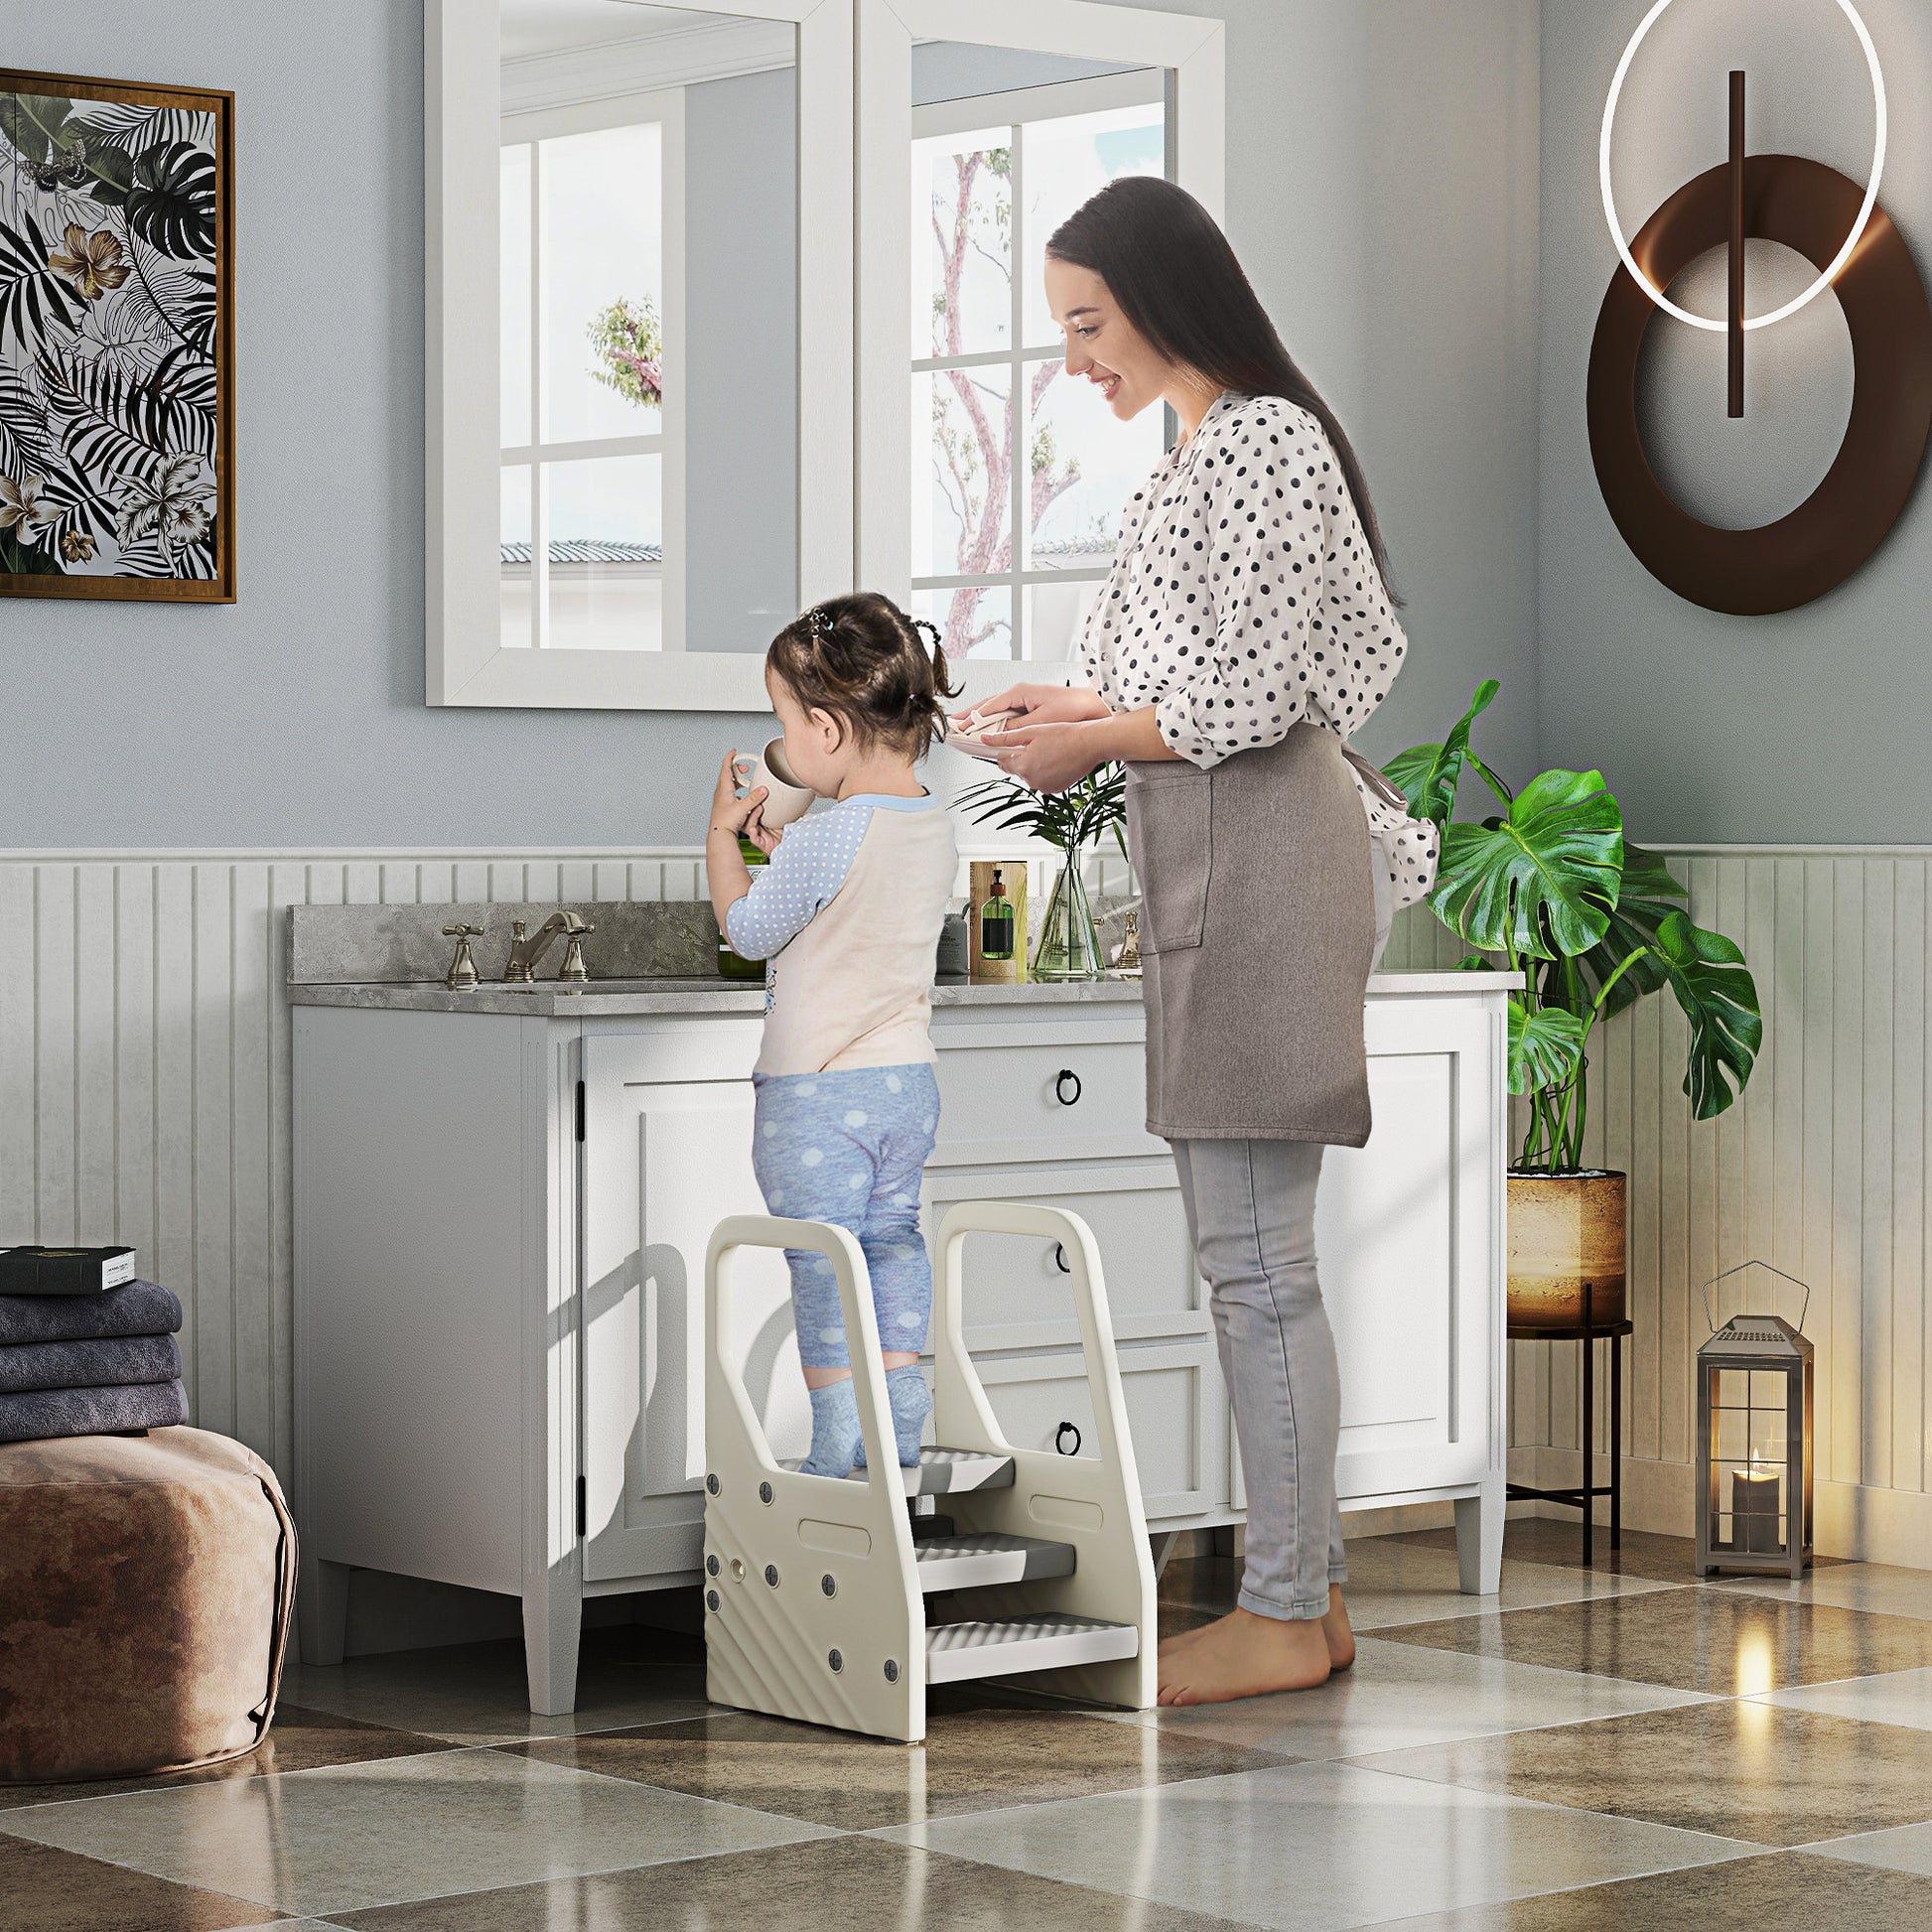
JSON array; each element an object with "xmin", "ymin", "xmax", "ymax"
[
  {"xmin": 1323, "ymin": 1585, "xmax": 1355, "ymax": 1671},
  {"xmin": 1158, "ymin": 1609, "xmax": 1234, "ymax": 1660},
  {"xmin": 1164, "ymin": 1586, "xmax": 1353, "ymax": 1668},
  {"xmin": 1158, "ymin": 1607, "xmax": 1332, "ymax": 1705}
]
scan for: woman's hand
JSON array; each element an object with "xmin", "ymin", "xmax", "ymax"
[
  {"xmin": 954, "ymin": 682, "xmax": 1112, "ymax": 731},
  {"xmin": 709, "ymin": 751, "xmax": 765, "ymax": 838},
  {"xmin": 982, "ymin": 720, "xmax": 1107, "ymax": 795}
]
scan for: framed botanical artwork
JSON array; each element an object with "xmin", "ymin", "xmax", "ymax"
[{"xmin": 0, "ymin": 69, "xmax": 233, "ymax": 602}]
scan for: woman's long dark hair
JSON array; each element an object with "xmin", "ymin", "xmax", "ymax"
[{"xmin": 1047, "ymin": 175, "xmax": 1398, "ymax": 602}]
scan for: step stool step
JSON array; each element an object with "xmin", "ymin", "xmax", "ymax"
[
  {"xmin": 913, "ymin": 1533, "xmax": 1076, "ymax": 1590},
  {"xmin": 781, "ymin": 1447, "xmax": 1016, "ymax": 1495},
  {"xmin": 924, "ymin": 1612, "xmax": 1139, "ymax": 1686}
]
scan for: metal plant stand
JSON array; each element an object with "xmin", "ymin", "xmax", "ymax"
[{"xmin": 1505, "ymin": 1316, "xmax": 1634, "ymax": 1568}]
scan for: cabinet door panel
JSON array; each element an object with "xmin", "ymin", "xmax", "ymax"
[
  {"xmin": 1319, "ymin": 1001, "xmax": 1502, "ymax": 1502},
  {"xmin": 582, "ymin": 1037, "xmax": 807, "ymax": 1584}
]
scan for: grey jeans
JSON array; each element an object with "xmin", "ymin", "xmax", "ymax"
[{"xmin": 1171, "ymin": 1137, "xmax": 1344, "ymax": 1621}]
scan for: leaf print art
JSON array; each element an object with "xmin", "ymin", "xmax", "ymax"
[
  {"xmin": 47, "ymin": 223, "xmax": 129, "ymax": 300},
  {"xmin": 0, "ymin": 69, "xmax": 231, "ymax": 599}
]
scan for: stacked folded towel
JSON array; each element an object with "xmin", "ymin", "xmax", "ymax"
[{"xmin": 0, "ymin": 1279, "xmax": 188, "ymax": 1444}]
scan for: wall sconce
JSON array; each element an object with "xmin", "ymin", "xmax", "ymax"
[{"xmin": 1587, "ymin": 0, "xmax": 1932, "ymax": 615}]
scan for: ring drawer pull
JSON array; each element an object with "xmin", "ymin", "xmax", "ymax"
[
  {"xmin": 1055, "ymin": 1421, "xmax": 1082, "ymax": 1456},
  {"xmin": 1054, "ymin": 1068, "xmax": 1082, "ymax": 1106},
  {"xmin": 1053, "ymin": 1243, "xmax": 1070, "ymax": 1274}
]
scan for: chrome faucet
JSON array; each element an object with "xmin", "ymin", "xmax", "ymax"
[{"xmin": 503, "ymin": 910, "xmax": 595, "ymax": 983}]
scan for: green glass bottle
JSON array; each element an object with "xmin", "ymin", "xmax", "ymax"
[
  {"xmin": 980, "ymin": 868, "xmax": 1016, "ymax": 962},
  {"xmin": 717, "ymin": 836, "xmax": 769, "ymax": 980}
]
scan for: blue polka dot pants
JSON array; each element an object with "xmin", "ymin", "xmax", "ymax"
[{"xmin": 751, "ymin": 1063, "xmax": 939, "ymax": 1370}]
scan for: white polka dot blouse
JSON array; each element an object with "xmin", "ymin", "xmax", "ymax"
[{"xmin": 1077, "ymin": 390, "xmax": 1438, "ymax": 904}]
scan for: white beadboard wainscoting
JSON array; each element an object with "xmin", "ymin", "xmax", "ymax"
[
  {"xmin": 10, "ymin": 843, "xmax": 1932, "ymax": 1577},
  {"xmin": 1389, "ymin": 846, "xmax": 1932, "ymax": 1566},
  {"xmin": 0, "ymin": 843, "xmax": 1134, "ymax": 1495}
]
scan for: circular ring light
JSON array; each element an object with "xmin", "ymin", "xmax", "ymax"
[{"xmin": 1599, "ymin": 0, "xmax": 1886, "ymax": 331}]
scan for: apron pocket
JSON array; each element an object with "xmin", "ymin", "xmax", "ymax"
[{"xmin": 1125, "ymin": 762, "xmax": 1211, "ymax": 954}]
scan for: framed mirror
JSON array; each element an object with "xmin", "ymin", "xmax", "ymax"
[
  {"xmin": 427, "ymin": 0, "xmax": 853, "ymax": 709},
  {"xmin": 855, "ymin": 0, "xmax": 1222, "ymax": 702}
]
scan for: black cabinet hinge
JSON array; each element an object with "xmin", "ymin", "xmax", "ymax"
[
  {"xmin": 575, "ymin": 1079, "xmax": 586, "ymax": 1142},
  {"xmin": 575, "ymin": 1474, "xmax": 587, "ymax": 1539}
]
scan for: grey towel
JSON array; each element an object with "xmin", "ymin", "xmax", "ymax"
[
  {"xmin": 0, "ymin": 1378, "xmax": 189, "ymax": 1445},
  {"xmin": 0, "ymin": 1332, "xmax": 182, "ymax": 1395},
  {"xmin": 0, "ymin": 1279, "xmax": 183, "ymax": 1347}
]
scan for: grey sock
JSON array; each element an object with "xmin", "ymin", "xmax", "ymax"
[
  {"xmin": 852, "ymin": 1365, "xmax": 932, "ymax": 1468},
  {"xmin": 799, "ymin": 1377, "xmax": 862, "ymax": 1478}
]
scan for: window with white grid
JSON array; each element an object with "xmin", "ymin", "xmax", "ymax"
[{"xmin": 910, "ymin": 73, "xmax": 1168, "ymax": 668}]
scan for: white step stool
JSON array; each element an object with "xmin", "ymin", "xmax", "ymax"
[{"xmin": 703, "ymin": 1202, "xmax": 1158, "ymax": 1742}]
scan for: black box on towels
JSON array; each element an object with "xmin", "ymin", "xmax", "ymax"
[{"xmin": 0, "ymin": 1246, "xmax": 138, "ymax": 1296}]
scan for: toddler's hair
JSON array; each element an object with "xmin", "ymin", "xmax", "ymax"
[{"xmin": 766, "ymin": 593, "xmax": 960, "ymax": 759}]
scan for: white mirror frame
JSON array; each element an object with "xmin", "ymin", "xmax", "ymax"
[
  {"xmin": 426, "ymin": 0, "xmax": 855, "ymax": 709},
  {"xmin": 855, "ymin": 0, "xmax": 1224, "ymax": 704}
]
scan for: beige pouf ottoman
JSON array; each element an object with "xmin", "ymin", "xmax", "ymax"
[{"xmin": 0, "ymin": 1425, "xmax": 296, "ymax": 1783}]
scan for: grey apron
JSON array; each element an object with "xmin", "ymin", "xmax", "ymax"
[{"xmin": 1125, "ymin": 723, "xmax": 1376, "ymax": 1146}]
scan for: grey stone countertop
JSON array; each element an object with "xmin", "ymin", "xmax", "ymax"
[{"xmin": 285, "ymin": 969, "xmax": 1509, "ymax": 1017}]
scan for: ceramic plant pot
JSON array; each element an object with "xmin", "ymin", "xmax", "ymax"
[{"xmin": 1506, "ymin": 1170, "xmax": 1627, "ymax": 1328}]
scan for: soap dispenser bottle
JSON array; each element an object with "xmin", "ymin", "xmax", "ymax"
[
  {"xmin": 979, "ymin": 868, "xmax": 1015, "ymax": 962},
  {"xmin": 717, "ymin": 836, "xmax": 770, "ymax": 981}
]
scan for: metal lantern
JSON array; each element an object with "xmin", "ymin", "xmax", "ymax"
[{"xmin": 1694, "ymin": 1263, "xmax": 1814, "ymax": 1580}]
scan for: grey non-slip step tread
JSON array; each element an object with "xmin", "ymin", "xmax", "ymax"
[
  {"xmin": 913, "ymin": 1533, "xmax": 1076, "ymax": 1590},
  {"xmin": 782, "ymin": 1447, "xmax": 1017, "ymax": 1496},
  {"xmin": 924, "ymin": 1612, "xmax": 1140, "ymax": 1685}
]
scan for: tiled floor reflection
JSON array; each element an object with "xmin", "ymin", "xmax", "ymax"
[{"xmin": 9, "ymin": 1522, "xmax": 1932, "ymax": 1928}]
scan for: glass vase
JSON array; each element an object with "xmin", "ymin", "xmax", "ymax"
[{"xmin": 1031, "ymin": 856, "xmax": 1104, "ymax": 982}]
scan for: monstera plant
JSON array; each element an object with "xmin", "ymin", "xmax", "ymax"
[
  {"xmin": 1389, "ymin": 679, "xmax": 1761, "ymax": 1165},
  {"xmin": 1387, "ymin": 682, "xmax": 1762, "ymax": 1326}
]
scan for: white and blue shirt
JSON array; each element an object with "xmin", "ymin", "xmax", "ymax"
[{"xmin": 725, "ymin": 791, "xmax": 958, "ymax": 1076}]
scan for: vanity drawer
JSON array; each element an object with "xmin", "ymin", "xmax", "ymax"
[
  {"xmin": 922, "ymin": 1161, "xmax": 1203, "ymax": 1347},
  {"xmin": 971, "ymin": 1339, "xmax": 1227, "ymax": 1523},
  {"xmin": 930, "ymin": 1019, "xmax": 1163, "ymax": 1164}
]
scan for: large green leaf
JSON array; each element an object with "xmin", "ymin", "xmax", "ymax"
[
  {"xmin": 1508, "ymin": 998, "xmax": 1586, "ymax": 1098},
  {"xmin": 1430, "ymin": 767, "xmax": 1623, "ymax": 959},
  {"xmin": 126, "ymin": 141, "xmax": 216, "ymax": 259},
  {"xmin": 1543, "ymin": 840, "xmax": 1688, "ymax": 1020},
  {"xmin": 1653, "ymin": 910, "xmax": 1762, "ymax": 1118},
  {"xmin": 1385, "ymin": 679, "xmax": 1498, "ymax": 827},
  {"xmin": 0, "ymin": 94, "xmax": 72, "ymax": 168}
]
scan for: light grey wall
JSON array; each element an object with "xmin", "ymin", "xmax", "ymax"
[
  {"xmin": 1538, "ymin": 0, "xmax": 1932, "ymax": 842},
  {"xmin": 0, "ymin": 0, "xmax": 1543, "ymax": 851}
]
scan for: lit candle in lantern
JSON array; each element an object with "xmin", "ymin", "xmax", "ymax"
[{"xmin": 1732, "ymin": 1463, "xmax": 1781, "ymax": 1554}]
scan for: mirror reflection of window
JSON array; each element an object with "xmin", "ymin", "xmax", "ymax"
[
  {"xmin": 909, "ymin": 48, "xmax": 1168, "ymax": 667},
  {"xmin": 498, "ymin": 1, "xmax": 797, "ymax": 654}
]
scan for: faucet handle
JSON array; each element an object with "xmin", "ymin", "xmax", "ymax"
[
  {"xmin": 559, "ymin": 928, "xmax": 596, "ymax": 983},
  {"xmin": 441, "ymin": 923, "xmax": 484, "ymax": 991}
]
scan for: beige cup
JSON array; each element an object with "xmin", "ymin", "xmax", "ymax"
[{"xmin": 748, "ymin": 735, "xmax": 817, "ymax": 829}]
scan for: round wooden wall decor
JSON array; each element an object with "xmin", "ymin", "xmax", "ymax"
[{"xmin": 1587, "ymin": 154, "xmax": 1932, "ymax": 617}]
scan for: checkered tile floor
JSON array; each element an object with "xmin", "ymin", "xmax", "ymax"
[{"xmin": 11, "ymin": 1520, "xmax": 1932, "ymax": 1929}]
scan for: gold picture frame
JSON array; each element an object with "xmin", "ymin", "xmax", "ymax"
[{"xmin": 0, "ymin": 67, "xmax": 234, "ymax": 603}]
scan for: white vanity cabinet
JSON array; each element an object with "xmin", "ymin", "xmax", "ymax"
[{"xmin": 292, "ymin": 972, "xmax": 1509, "ymax": 1715}]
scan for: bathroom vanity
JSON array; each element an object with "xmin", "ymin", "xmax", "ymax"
[{"xmin": 290, "ymin": 913, "xmax": 1512, "ymax": 1714}]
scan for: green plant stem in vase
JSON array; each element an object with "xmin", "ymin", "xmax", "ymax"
[{"xmin": 959, "ymin": 764, "xmax": 1127, "ymax": 985}]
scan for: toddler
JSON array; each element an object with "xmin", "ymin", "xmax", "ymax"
[{"xmin": 707, "ymin": 593, "xmax": 960, "ymax": 1477}]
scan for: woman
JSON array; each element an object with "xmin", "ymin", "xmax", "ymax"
[{"xmin": 971, "ymin": 176, "xmax": 1418, "ymax": 1707}]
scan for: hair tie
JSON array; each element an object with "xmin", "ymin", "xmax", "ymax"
[
  {"xmin": 910, "ymin": 617, "xmax": 942, "ymax": 651},
  {"xmin": 806, "ymin": 607, "xmax": 834, "ymax": 637}
]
